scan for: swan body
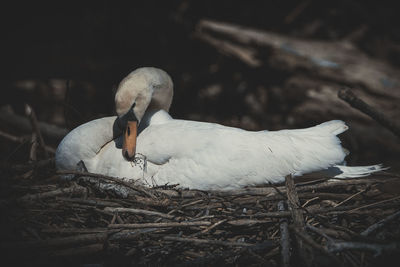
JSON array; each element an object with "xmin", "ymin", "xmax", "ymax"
[{"xmin": 56, "ymin": 67, "xmax": 385, "ymax": 190}]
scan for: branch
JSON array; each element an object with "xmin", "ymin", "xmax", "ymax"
[
  {"xmin": 338, "ymin": 88, "xmax": 400, "ymax": 138},
  {"xmin": 197, "ymin": 20, "xmax": 400, "ymax": 99}
]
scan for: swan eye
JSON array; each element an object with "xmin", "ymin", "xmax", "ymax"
[{"xmin": 127, "ymin": 126, "xmax": 131, "ymax": 136}]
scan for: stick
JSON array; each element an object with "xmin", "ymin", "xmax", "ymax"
[
  {"xmin": 56, "ymin": 197, "xmax": 122, "ymax": 208},
  {"xmin": 285, "ymin": 174, "xmax": 312, "ymax": 266},
  {"xmin": 227, "ymin": 219, "xmax": 273, "ymax": 226},
  {"xmin": 28, "ymin": 132, "xmax": 38, "ymax": 162},
  {"xmin": 361, "ymin": 210, "xmax": 400, "ymax": 236},
  {"xmin": 346, "ymin": 195, "xmax": 400, "ymax": 213},
  {"xmin": 199, "ymin": 219, "xmax": 227, "ymax": 234},
  {"xmin": 108, "ymin": 221, "xmax": 211, "ymax": 229},
  {"xmin": 327, "ymin": 241, "xmax": 400, "ymax": 256},
  {"xmin": 42, "ymin": 228, "xmax": 109, "ymax": 234},
  {"xmin": 338, "ymin": 88, "xmax": 400, "ymax": 138},
  {"xmin": 25, "ymin": 104, "xmax": 49, "ymax": 158},
  {"xmin": 291, "ymin": 226, "xmax": 342, "ymax": 265},
  {"xmin": 0, "ymin": 129, "xmax": 56, "ymax": 154},
  {"xmin": 57, "ymin": 170, "xmax": 156, "ymax": 198},
  {"xmin": 19, "ymin": 184, "xmax": 86, "ymax": 202},
  {"xmin": 104, "ymin": 207, "xmax": 174, "ymax": 219},
  {"xmin": 278, "ymin": 201, "xmax": 291, "ymax": 267},
  {"xmin": 285, "ymin": 174, "xmax": 305, "ymax": 228},
  {"xmin": 333, "ymin": 187, "xmax": 368, "ymax": 208},
  {"xmin": 151, "ymin": 177, "xmax": 389, "ymax": 199},
  {"xmin": 164, "ymin": 236, "xmax": 254, "ymax": 247}
]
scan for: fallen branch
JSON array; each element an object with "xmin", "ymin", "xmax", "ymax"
[{"xmin": 197, "ymin": 20, "xmax": 400, "ymax": 100}]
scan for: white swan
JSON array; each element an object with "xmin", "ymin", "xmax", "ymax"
[{"xmin": 55, "ymin": 67, "xmax": 385, "ymax": 190}]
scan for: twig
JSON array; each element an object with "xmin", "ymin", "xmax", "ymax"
[
  {"xmin": 291, "ymin": 226, "xmax": 342, "ymax": 265},
  {"xmin": 346, "ymin": 195, "xmax": 400, "ymax": 213},
  {"xmin": 278, "ymin": 201, "xmax": 290, "ymax": 267},
  {"xmin": 0, "ymin": 129, "xmax": 56, "ymax": 154},
  {"xmin": 104, "ymin": 207, "xmax": 174, "ymax": 219},
  {"xmin": 42, "ymin": 228, "xmax": 109, "ymax": 234},
  {"xmin": 57, "ymin": 170, "xmax": 156, "ymax": 198},
  {"xmin": 195, "ymin": 32, "xmax": 261, "ymax": 67},
  {"xmin": 191, "ymin": 219, "xmax": 227, "ymax": 237},
  {"xmin": 327, "ymin": 241, "xmax": 400, "ymax": 256},
  {"xmin": 338, "ymin": 88, "xmax": 400, "ymax": 138},
  {"xmin": 284, "ymin": 0, "xmax": 312, "ymax": 24},
  {"xmin": 361, "ymin": 210, "xmax": 400, "ymax": 236},
  {"xmin": 108, "ymin": 221, "xmax": 211, "ymax": 229},
  {"xmin": 19, "ymin": 183, "xmax": 86, "ymax": 202},
  {"xmin": 226, "ymin": 219, "xmax": 273, "ymax": 226},
  {"xmin": 333, "ymin": 187, "xmax": 368, "ymax": 208},
  {"xmin": 25, "ymin": 104, "xmax": 49, "ymax": 158},
  {"xmin": 56, "ymin": 197, "xmax": 121, "ymax": 207},
  {"xmin": 164, "ymin": 236, "xmax": 254, "ymax": 247},
  {"xmin": 29, "ymin": 132, "xmax": 38, "ymax": 162}
]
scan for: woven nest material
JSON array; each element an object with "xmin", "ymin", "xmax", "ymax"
[{"xmin": 1, "ymin": 159, "xmax": 400, "ymax": 267}]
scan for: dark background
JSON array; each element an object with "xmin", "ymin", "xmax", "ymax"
[{"xmin": 1, "ymin": 0, "xmax": 399, "ymax": 167}]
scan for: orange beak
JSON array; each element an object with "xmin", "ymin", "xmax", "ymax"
[{"xmin": 122, "ymin": 120, "xmax": 137, "ymax": 160}]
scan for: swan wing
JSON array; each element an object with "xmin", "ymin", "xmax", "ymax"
[{"xmin": 136, "ymin": 120, "xmax": 348, "ymax": 190}]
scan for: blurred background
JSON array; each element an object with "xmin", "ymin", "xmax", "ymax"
[{"xmin": 1, "ymin": 0, "xmax": 399, "ymax": 169}]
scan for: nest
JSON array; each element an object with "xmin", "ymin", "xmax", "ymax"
[{"xmin": 1, "ymin": 158, "xmax": 400, "ymax": 267}]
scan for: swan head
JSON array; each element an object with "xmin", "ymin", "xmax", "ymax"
[{"xmin": 115, "ymin": 67, "xmax": 173, "ymax": 160}]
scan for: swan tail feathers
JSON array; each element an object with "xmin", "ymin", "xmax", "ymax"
[{"xmin": 327, "ymin": 164, "xmax": 389, "ymax": 178}]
